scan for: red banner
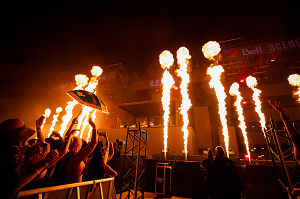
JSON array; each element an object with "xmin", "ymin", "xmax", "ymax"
[{"xmin": 221, "ymin": 36, "xmax": 300, "ymax": 61}]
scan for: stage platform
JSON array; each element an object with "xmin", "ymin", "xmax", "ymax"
[{"xmin": 108, "ymin": 152, "xmax": 297, "ymax": 199}]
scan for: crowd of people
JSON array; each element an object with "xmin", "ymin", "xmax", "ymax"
[
  {"xmin": 2, "ymin": 100, "xmax": 300, "ymax": 199},
  {"xmin": 0, "ymin": 116, "xmax": 117, "ymax": 199}
]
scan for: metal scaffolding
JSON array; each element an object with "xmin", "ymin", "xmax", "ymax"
[
  {"xmin": 264, "ymin": 117, "xmax": 300, "ymax": 199},
  {"xmin": 120, "ymin": 123, "xmax": 148, "ymax": 199}
]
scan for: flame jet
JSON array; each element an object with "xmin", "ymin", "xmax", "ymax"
[
  {"xmin": 229, "ymin": 82, "xmax": 251, "ymax": 162},
  {"xmin": 288, "ymin": 74, "xmax": 300, "ymax": 100},
  {"xmin": 59, "ymin": 74, "xmax": 89, "ymax": 137},
  {"xmin": 41, "ymin": 108, "xmax": 51, "ymax": 130},
  {"xmin": 159, "ymin": 50, "xmax": 175, "ymax": 159},
  {"xmin": 246, "ymin": 76, "xmax": 266, "ymax": 133},
  {"xmin": 203, "ymin": 41, "xmax": 229, "ymax": 157},
  {"xmin": 207, "ymin": 65, "xmax": 229, "ymax": 157},
  {"xmin": 48, "ymin": 107, "xmax": 63, "ymax": 137},
  {"xmin": 76, "ymin": 66, "xmax": 103, "ymax": 140},
  {"xmin": 176, "ymin": 47, "xmax": 192, "ymax": 160}
]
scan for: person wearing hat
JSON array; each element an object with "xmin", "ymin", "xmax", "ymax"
[{"xmin": 0, "ymin": 118, "xmax": 59, "ymax": 199}]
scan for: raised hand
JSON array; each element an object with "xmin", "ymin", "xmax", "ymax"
[
  {"xmin": 44, "ymin": 149, "xmax": 59, "ymax": 164},
  {"xmin": 36, "ymin": 116, "xmax": 45, "ymax": 129},
  {"xmin": 89, "ymin": 118, "xmax": 96, "ymax": 129},
  {"xmin": 268, "ymin": 100, "xmax": 285, "ymax": 115},
  {"xmin": 72, "ymin": 117, "xmax": 78, "ymax": 125}
]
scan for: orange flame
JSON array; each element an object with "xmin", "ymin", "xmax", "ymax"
[
  {"xmin": 229, "ymin": 82, "xmax": 251, "ymax": 163},
  {"xmin": 75, "ymin": 74, "xmax": 89, "ymax": 89},
  {"xmin": 246, "ymin": 76, "xmax": 266, "ymax": 133},
  {"xmin": 41, "ymin": 108, "xmax": 51, "ymax": 130},
  {"xmin": 288, "ymin": 74, "xmax": 300, "ymax": 100},
  {"xmin": 77, "ymin": 66, "xmax": 103, "ymax": 138},
  {"xmin": 207, "ymin": 65, "xmax": 229, "ymax": 157},
  {"xmin": 202, "ymin": 41, "xmax": 221, "ymax": 60},
  {"xmin": 177, "ymin": 47, "xmax": 192, "ymax": 160},
  {"xmin": 59, "ymin": 74, "xmax": 89, "ymax": 137},
  {"xmin": 159, "ymin": 50, "xmax": 174, "ymax": 70},
  {"xmin": 160, "ymin": 50, "xmax": 175, "ymax": 159},
  {"xmin": 48, "ymin": 107, "xmax": 63, "ymax": 137}
]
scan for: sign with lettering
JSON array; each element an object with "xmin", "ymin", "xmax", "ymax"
[{"xmin": 221, "ymin": 36, "xmax": 300, "ymax": 61}]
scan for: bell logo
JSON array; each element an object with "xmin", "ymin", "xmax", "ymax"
[{"xmin": 242, "ymin": 46, "xmax": 263, "ymax": 56}]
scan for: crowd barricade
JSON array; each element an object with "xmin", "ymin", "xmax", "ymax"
[{"xmin": 17, "ymin": 177, "xmax": 116, "ymax": 199}]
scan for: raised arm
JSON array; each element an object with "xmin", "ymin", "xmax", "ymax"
[
  {"xmin": 269, "ymin": 101, "xmax": 298, "ymax": 136},
  {"xmin": 72, "ymin": 118, "xmax": 98, "ymax": 163},
  {"xmin": 269, "ymin": 101, "xmax": 300, "ymax": 165},
  {"xmin": 36, "ymin": 116, "xmax": 45, "ymax": 143},
  {"xmin": 107, "ymin": 142, "xmax": 114, "ymax": 162},
  {"xmin": 64, "ymin": 117, "xmax": 78, "ymax": 139},
  {"xmin": 44, "ymin": 129, "xmax": 79, "ymax": 170},
  {"xmin": 16, "ymin": 150, "xmax": 59, "ymax": 191},
  {"xmin": 50, "ymin": 131, "xmax": 63, "ymax": 140}
]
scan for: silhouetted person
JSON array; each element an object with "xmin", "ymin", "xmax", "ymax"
[
  {"xmin": 269, "ymin": 101, "xmax": 300, "ymax": 198},
  {"xmin": 202, "ymin": 149, "xmax": 214, "ymax": 175},
  {"xmin": 207, "ymin": 146, "xmax": 245, "ymax": 199}
]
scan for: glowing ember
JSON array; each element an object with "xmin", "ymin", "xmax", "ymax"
[
  {"xmin": 41, "ymin": 108, "xmax": 51, "ymax": 130},
  {"xmin": 59, "ymin": 74, "xmax": 89, "ymax": 137},
  {"xmin": 246, "ymin": 76, "xmax": 266, "ymax": 133},
  {"xmin": 229, "ymin": 82, "xmax": 251, "ymax": 163},
  {"xmin": 207, "ymin": 65, "xmax": 229, "ymax": 156},
  {"xmin": 288, "ymin": 74, "xmax": 300, "ymax": 100},
  {"xmin": 48, "ymin": 107, "xmax": 63, "ymax": 137},
  {"xmin": 176, "ymin": 47, "xmax": 192, "ymax": 160},
  {"xmin": 202, "ymin": 41, "xmax": 221, "ymax": 60},
  {"xmin": 160, "ymin": 50, "xmax": 175, "ymax": 159}
]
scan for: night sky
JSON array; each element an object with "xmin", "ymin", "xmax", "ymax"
[{"xmin": 1, "ymin": 2, "xmax": 299, "ymax": 127}]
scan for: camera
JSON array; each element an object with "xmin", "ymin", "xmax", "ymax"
[{"xmin": 98, "ymin": 132, "xmax": 106, "ymax": 136}]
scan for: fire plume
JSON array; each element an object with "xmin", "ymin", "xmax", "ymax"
[
  {"xmin": 176, "ymin": 47, "xmax": 191, "ymax": 160},
  {"xmin": 246, "ymin": 76, "xmax": 266, "ymax": 133},
  {"xmin": 59, "ymin": 74, "xmax": 89, "ymax": 137},
  {"xmin": 48, "ymin": 107, "xmax": 63, "ymax": 137},
  {"xmin": 41, "ymin": 108, "xmax": 51, "ymax": 130},
  {"xmin": 159, "ymin": 50, "xmax": 175, "ymax": 159},
  {"xmin": 207, "ymin": 65, "xmax": 229, "ymax": 156},
  {"xmin": 288, "ymin": 74, "xmax": 300, "ymax": 100},
  {"xmin": 77, "ymin": 66, "xmax": 103, "ymax": 139},
  {"xmin": 229, "ymin": 82, "xmax": 251, "ymax": 162},
  {"xmin": 202, "ymin": 41, "xmax": 221, "ymax": 60}
]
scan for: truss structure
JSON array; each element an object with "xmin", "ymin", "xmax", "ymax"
[
  {"xmin": 119, "ymin": 123, "xmax": 148, "ymax": 199},
  {"xmin": 264, "ymin": 117, "xmax": 300, "ymax": 199}
]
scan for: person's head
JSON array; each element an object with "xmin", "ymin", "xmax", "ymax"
[
  {"xmin": 50, "ymin": 139, "xmax": 63, "ymax": 151},
  {"xmin": 28, "ymin": 139, "xmax": 38, "ymax": 146},
  {"xmin": 208, "ymin": 149, "xmax": 213, "ymax": 159},
  {"xmin": 0, "ymin": 118, "xmax": 35, "ymax": 147},
  {"xmin": 69, "ymin": 136, "xmax": 82, "ymax": 153},
  {"xmin": 25, "ymin": 143, "xmax": 44, "ymax": 165},
  {"xmin": 215, "ymin": 146, "xmax": 225, "ymax": 159},
  {"xmin": 40, "ymin": 142, "xmax": 51, "ymax": 160},
  {"xmin": 82, "ymin": 139, "xmax": 88, "ymax": 149},
  {"xmin": 89, "ymin": 152, "xmax": 105, "ymax": 180}
]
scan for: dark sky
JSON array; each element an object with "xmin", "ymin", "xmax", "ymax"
[{"xmin": 1, "ymin": 1, "xmax": 299, "ymax": 126}]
